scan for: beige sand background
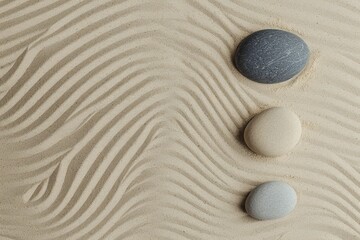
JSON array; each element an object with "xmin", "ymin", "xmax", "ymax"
[{"xmin": 0, "ymin": 0, "xmax": 359, "ymax": 239}]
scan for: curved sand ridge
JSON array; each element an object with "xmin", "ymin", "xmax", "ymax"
[{"xmin": 0, "ymin": 0, "xmax": 360, "ymax": 239}]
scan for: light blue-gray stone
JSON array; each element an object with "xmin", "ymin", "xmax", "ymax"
[
  {"xmin": 245, "ymin": 181, "xmax": 297, "ymax": 220},
  {"xmin": 235, "ymin": 29, "xmax": 309, "ymax": 84}
]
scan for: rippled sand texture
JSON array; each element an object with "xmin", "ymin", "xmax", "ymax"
[{"xmin": 0, "ymin": 1, "xmax": 360, "ymax": 239}]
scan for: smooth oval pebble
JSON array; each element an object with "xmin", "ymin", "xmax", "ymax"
[
  {"xmin": 234, "ymin": 29, "xmax": 309, "ymax": 84},
  {"xmin": 244, "ymin": 107, "xmax": 301, "ymax": 157},
  {"xmin": 245, "ymin": 181, "xmax": 297, "ymax": 220}
]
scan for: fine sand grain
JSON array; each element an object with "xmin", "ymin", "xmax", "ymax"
[{"xmin": 0, "ymin": 0, "xmax": 359, "ymax": 239}]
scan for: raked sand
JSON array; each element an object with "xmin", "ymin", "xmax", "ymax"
[{"xmin": 0, "ymin": 1, "xmax": 359, "ymax": 239}]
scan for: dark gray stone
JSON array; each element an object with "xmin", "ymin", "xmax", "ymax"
[
  {"xmin": 234, "ymin": 29, "xmax": 309, "ymax": 84},
  {"xmin": 245, "ymin": 181, "xmax": 297, "ymax": 220}
]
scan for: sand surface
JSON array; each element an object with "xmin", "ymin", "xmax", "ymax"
[{"xmin": 0, "ymin": 0, "xmax": 359, "ymax": 239}]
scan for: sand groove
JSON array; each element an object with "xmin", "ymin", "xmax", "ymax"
[{"xmin": 0, "ymin": 0, "xmax": 359, "ymax": 239}]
